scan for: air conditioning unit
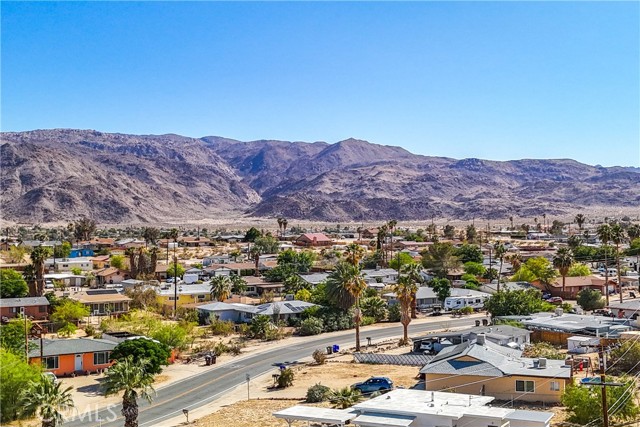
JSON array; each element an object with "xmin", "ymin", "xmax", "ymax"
[{"xmin": 538, "ymin": 358, "xmax": 547, "ymax": 368}]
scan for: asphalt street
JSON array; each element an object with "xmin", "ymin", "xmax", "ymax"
[{"xmin": 66, "ymin": 317, "xmax": 478, "ymax": 427}]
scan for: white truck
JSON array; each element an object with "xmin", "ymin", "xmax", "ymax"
[{"xmin": 183, "ymin": 273, "xmax": 199, "ymax": 284}]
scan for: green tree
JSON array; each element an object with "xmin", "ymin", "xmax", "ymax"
[
  {"xmin": 421, "ymin": 242, "xmax": 460, "ymax": 278},
  {"xmin": 463, "ymin": 262, "xmax": 486, "ymax": 277},
  {"xmin": 494, "ymin": 242, "xmax": 507, "ymax": 291},
  {"xmin": 294, "ymin": 288, "xmax": 312, "ymax": 302},
  {"xmin": 72, "ymin": 217, "xmax": 96, "ymax": 241},
  {"xmin": 277, "ymin": 249, "xmax": 315, "ymax": 273},
  {"xmin": 465, "ymin": 225, "xmax": 477, "ymax": 243},
  {"xmin": 567, "ymin": 235, "xmax": 584, "ymax": 250},
  {"xmin": 29, "ymin": 246, "xmax": 52, "ymax": 296},
  {"xmin": 0, "ymin": 349, "xmax": 42, "ymax": 423},
  {"xmin": 568, "ymin": 263, "xmax": 591, "ymax": 277},
  {"xmin": 0, "ymin": 269, "xmax": 28, "ymax": 298},
  {"xmin": 553, "ymin": 247, "xmax": 573, "ymax": 294},
  {"xmin": 343, "ymin": 243, "xmax": 365, "ymax": 266},
  {"xmin": 70, "ymin": 267, "xmax": 82, "ymax": 276},
  {"xmin": 284, "ymin": 274, "xmax": 308, "ymax": 294},
  {"xmin": 627, "ymin": 224, "xmax": 640, "ymax": 240},
  {"xmin": 52, "ymin": 241, "xmax": 72, "ymax": 259},
  {"xmin": 430, "ymin": 278, "xmax": 451, "ymax": 303},
  {"xmin": 243, "ymin": 227, "xmax": 261, "ymax": 242},
  {"xmin": 443, "ymin": 224, "xmax": 456, "ymax": 239},
  {"xmin": 574, "ymin": 214, "xmax": 586, "ymax": 230},
  {"xmin": 608, "ymin": 340, "xmax": 640, "ymax": 376},
  {"xmin": 248, "ymin": 314, "xmax": 274, "ymax": 340},
  {"xmin": 562, "ymin": 378, "xmax": 639, "ymax": 426},
  {"xmin": 326, "ymin": 261, "xmax": 367, "ymax": 351},
  {"xmin": 150, "ymin": 324, "xmax": 189, "ymax": 350},
  {"xmin": 110, "ymin": 254, "xmax": 125, "ymax": 270},
  {"xmin": 394, "ymin": 276, "xmax": 417, "ymax": 344},
  {"xmin": 484, "ymin": 289, "xmax": 553, "ymax": 317},
  {"xmin": 250, "ymin": 235, "xmax": 280, "ymax": 275},
  {"xmin": 22, "ymin": 376, "xmax": 74, "ymax": 427},
  {"xmin": 51, "ymin": 299, "xmax": 90, "ymax": 336},
  {"xmin": 388, "ymin": 252, "xmax": 416, "ymax": 270},
  {"xmin": 167, "ymin": 260, "xmax": 185, "ymax": 278},
  {"xmin": 0, "ymin": 317, "xmax": 37, "ymax": 358},
  {"xmin": 102, "ymin": 356, "xmax": 156, "ymax": 427},
  {"xmin": 210, "ymin": 275, "xmax": 233, "ymax": 302},
  {"xmin": 110, "ymin": 338, "xmax": 171, "ymax": 375},
  {"xmin": 576, "ymin": 288, "xmax": 605, "ymax": 311},
  {"xmin": 454, "ymin": 244, "xmax": 483, "ymax": 263},
  {"xmin": 141, "ymin": 227, "xmax": 160, "ymax": 247}
]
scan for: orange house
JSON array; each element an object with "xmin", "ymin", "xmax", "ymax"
[{"xmin": 29, "ymin": 338, "xmax": 117, "ymax": 376}]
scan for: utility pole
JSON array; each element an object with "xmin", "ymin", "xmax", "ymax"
[{"xmin": 600, "ymin": 346, "xmax": 609, "ymax": 427}]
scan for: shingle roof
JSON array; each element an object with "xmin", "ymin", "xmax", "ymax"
[
  {"xmin": 0, "ymin": 297, "xmax": 49, "ymax": 308},
  {"xmin": 29, "ymin": 338, "xmax": 117, "ymax": 357}
]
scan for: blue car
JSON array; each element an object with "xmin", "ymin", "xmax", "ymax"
[{"xmin": 352, "ymin": 377, "xmax": 394, "ymax": 394}]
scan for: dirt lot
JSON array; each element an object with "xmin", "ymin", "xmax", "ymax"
[{"xmin": 191, "ymin": 399, "xmax": 324, "ymax": 427}]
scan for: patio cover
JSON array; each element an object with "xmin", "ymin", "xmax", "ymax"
[
  {"xmin": 352, "ymin": 412, "xmax": 416, "ymax": 427},
  {"xmin": 273, "ymin": 406, "xmax": 357, "ymax": 426}
]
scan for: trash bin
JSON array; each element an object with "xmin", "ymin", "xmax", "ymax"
[
  {"xmin": 475, "ymin": 320, "xmax": 481, "ymax": 327},
  {"xmin": 204, "ymin": 355, "xmax": 212, "ymax": 366},
  {"xmin": 332, "ymin": 344, "xmax": 340, "ymax": 353},
  {"xmin": 326, "ymin": 346, "xmax": 333, "ymax": 355},
  {"xmin": 211, "ymin": 355, "xmax": 217, "ymax": 364}
]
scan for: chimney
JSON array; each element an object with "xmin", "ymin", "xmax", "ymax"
[{"xmin": 476, "ymin": 334, "xmax": 486, "ymax": 346}]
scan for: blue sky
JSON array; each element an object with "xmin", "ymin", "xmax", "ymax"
[{"xmin": 2, "ymin": 1, "xmax": 638, "ymax": 167}]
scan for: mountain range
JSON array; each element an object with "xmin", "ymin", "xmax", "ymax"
[{"xmin": 1, "ymin": 129, "xmax": 639, "ymax": 224}]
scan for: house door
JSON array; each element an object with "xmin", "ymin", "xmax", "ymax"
[{"xmin": 75, "ymin": 354, "xmax": 83, "ymax": 371}]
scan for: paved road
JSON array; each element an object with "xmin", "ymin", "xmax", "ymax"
[{"xmin": 67, "ymin": 317, "xmax": 478, "ymax": 427}]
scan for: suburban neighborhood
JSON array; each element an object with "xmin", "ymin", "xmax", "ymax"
[{"xmin": 1, "ymin": 216, "xmax": 639, "ymax": 427}]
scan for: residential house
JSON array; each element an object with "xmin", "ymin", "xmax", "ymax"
[
  {"xmin": 533, "ymin": 275, "xmax": 612, "ymax": 299},
  {"xmin": 243, "ymin": 276, "xmax": 284, "ymax": 296},
  {"xmin": 78, "ymin": 238, "xmax": 115, "ymax": 251},
  {"xmin": 44, "ymin": 273, "xmax": 85, "ymax": 288},
  {"xmin": 606, "ymin": 300, "xmax": 640, "ymax": 320},
  {"xmin": 420, "ymin": 337, "xmax": 572, "ymax": 403},
  {"xmin": 516, "ymin": 311, "xmax": 632, "ymax": 337},
  {"xmin": 69, "ymin": 248, "xmax": 94, "ymax": 258},
  {"xmin": 178, "ymin": 236, "xmax": 212, "ymax": 247},
  {"xmin": 91, "ymin": 255, "xmax": 111, "ymax": 269},
  {"xmin": 360, "ymin": 228, "xmax": 379, "ymax": 239},
  {"xmin": 362, "ymin": 268, "xmax": 398, "ymax": 286},
  {"xmin": 412, "ymin": 325, "xmax": 531, "ymax": 352},
  {"xmin": 29, "ymin": 337, "xmax": 116, "ymax": 376},
  {"xmin": 95, "ymin": 267, "xmax": 128, "ymax": 286},
  {"xmin": 157, "ymin": 283, "xmax": 212, "ymax": 307},
  {"xmin": 274, "ymin": 389, "xmax": 554, "ymax": 427},
  {"xmin": 68, "ymin": 290, "xmax": 131, "ymax": 316},
  {"xmin": 197, "ymin": 300, "xmax": 315, "ymax": 323},
  {"xmin": 155, "ymin": 263, "xmax": 168, "ymax": 281},
  {"xmin": 44, "ymin": 257, "xmax": 93, "ymax": 272},
  {"xmin": 299, "ymin": 272, "xmax": 330, "ymax": 287},
  {"xmin": 295, "ymin": 233, "xmax": 332, "ymax": 247},
  {"xmin": 0, "ymin": 297, "xmax": 49, "ymax": 320}
]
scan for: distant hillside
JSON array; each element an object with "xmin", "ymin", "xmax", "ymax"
[{"xmin": 1, "ymin": 129, "xmax": 638, "ymax": 223}]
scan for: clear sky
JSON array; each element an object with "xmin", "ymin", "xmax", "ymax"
[{"xmin": 2, "ymin": 1, "xmax": 639, "ymax": 167}]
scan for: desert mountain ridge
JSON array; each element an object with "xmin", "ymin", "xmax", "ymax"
[{"xmin": 1, "ymin": 128, "xmax": 639, "ymax": 224}]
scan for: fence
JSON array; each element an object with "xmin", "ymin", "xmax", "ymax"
[
  {"xmin": 530, "ymin": 330, "xmax": 620, "ymax": 348},
  {"xmin": 353, "ymin": 352, "xmax": 433, "ymax": 366}
]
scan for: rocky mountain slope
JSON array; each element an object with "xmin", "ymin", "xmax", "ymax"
[{"xmin": 1, "ymin": 129, "xmax": 638, "ymax": 223}]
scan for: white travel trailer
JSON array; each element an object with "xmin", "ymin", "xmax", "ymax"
[{"xmin": 444, "ymin": 294, "xmax": 487, "ymax": 311}]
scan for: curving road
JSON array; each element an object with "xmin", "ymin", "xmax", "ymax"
[{"xmin": 67, "ymin": 317, "xmax": 478, "ymax": 427}]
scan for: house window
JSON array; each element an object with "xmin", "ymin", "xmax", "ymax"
[
  {"xmin": 94, "ymin": 351, "xmax": 111, "ymax": 365},
  {"xmin": 43, "ymin": 356, "xmax": 59, "ymax": 370},
  {"xmin": 168, "ymin": 297, "xmax": 176, "ymax": 301},
  {"xmin": 550, "ymin": 381, "xmax": 560, "ymax": 391},
  {"xmin": 39, "ymin": 305, "xmax": 47, "ymax": 313},
  {"xmin": 515, "ymin": 380, "xmax": 535, "ymax": 393}
]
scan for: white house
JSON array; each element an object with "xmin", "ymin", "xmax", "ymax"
[{"xmin": 274, "ymin": 389, "xmax": 554, "ymax": 427}]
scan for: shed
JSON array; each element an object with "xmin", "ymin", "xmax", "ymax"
[{"xmin": 567, "ymin": 336, "xmax": 600, "ymax": 354}]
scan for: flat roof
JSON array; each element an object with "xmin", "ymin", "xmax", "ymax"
[
  {"xmin": 506, "ymin": 409, "xmax": 554, "ymax": 423},
  {"xmin": 353, "ymin": 412, "xmax": 415, "ymax": 426},
  {"xmin": 273, "ymin": 406, "xmax": 357, "ymax": 424}
]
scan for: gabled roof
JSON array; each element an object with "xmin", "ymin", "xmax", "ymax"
[
  {"xmin": 29, "ymin": 338, "xmax": 117, "ymax": 357},
  {"xmin": 297, "ymin": 233, "xmax": 332, "ymax": 242}
]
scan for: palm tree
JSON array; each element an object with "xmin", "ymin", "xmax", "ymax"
[
  {"xmin": 141, "ymin": 227, "xmax": 160, "ymax": 247},
  {"xmin": 509, "ymin": 216, "xmax": 514, "ymax": 230},
  {"xmin": 610, "ymin": 222, "xmax": 625, "ymax": 303},
  {"xmin": 343, "ymin": 243, "xmax": 365, "ymax": 266},
  {"xmin": 22, "ymin": 376, "xmax": 75, "ymax": 427},
  {"xmin": 553, "ymin": 248, "xmax": 573, "ymax": 296},
  {"xmin": 276, "ymin": 217, "xmax": 284, "ymax": 238},
  {"xmin": 250, "ymin": 235, "xmax": 280, "ymax": 276},
  {"xmin": 567, "ymin": 235, "xmax": 584, "ymax": 250},
  {"xmin": 597, "ymin": 223, "xmax": 613, "ymax": 305},
  {"xmin": 493, "ymin": 242, "xmax": 506, "ymax": 292},
  {"xmin": 210, "ymin": 276, "xmax": 233, "ymax": 301},
  {"xmin": 326, "ymin": 261, "xmax": 367, "ymax": 351},
  {"xmin": 575, "ymin": 214, "xmax": 586, "ymax": 230},
  {"xmin": 103, "ymin": 356, "xmax": 155, "ymax": 427},
  {"xmin": 329, "ymin": 387, "xmax": 362, "ymax": 409},
  {"xmin": 29, "ymin": 246, "xmax": 51, "ymax": 296},
  {"xmin": 282, "ymin": 218, "xmax": 288, "ymax": 236},
  {"xmin": 401, "ymin": 263, "xmax": 423, "ymax": 319},
  {"xmin": 229, "ymin": 274, "xmax": 247, "ymax": 295},
  {"xmin": 394, "ymin": 276, "xmax": 418, "ymax": 344},
  {"xmin": 627, "ymin": 224, "xmax": 640, "ymax": 241},
  {"xmin": 542, "ymin": 213, "xmax": 547, "ymax": 233}
]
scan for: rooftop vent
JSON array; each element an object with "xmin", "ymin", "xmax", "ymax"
[
  {"xmin": 538, "ymin": 358, "xmax": 547, "ymax": 369},
  {"xmin": 477, "ymin": 334, "xmax": 486, "ymax": 346}
]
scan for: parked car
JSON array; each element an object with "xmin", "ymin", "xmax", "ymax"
[
  {"xmin": 547, "ymin": 297, "xmax": 563, "ymax": 304},
  {"xmin": 593, "ymin": 309, "xmax": 615, "ymax": 317},
  {"xmin": 541, "ymin": 292, "xmax": 552, "ymax": 300},
  {"xmin": 42, "ymin": 372, "xmax": 58, "ymax": 384},
  {"xmin": 352, "ymin": 377, "xmax": 394, "ymax": 394}
]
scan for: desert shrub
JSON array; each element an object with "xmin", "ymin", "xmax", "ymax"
[
  {"xmin": 387, "ymin": 303, "xmax": 401, "ymax": 322},
  {"xmin": 227, "ymin": 341, "xmax": 244, "ymax": 355},
  {"xmin": 360, "ymin": 316, "xmax": 376, "ymax": 326},
  {"xmin": 306, "ymin": 383, "xmax": 331, "ymax": 403},
  {"xmin": 312, "ymin": 349, "xmax": 327, "ymax": 365},
  {"xmin": 84, "ymin": 324, "xmax": 96, "ymax": 337},
  {"xmin": 460, "ymin": 306, "xmax": 474, "ymax": 315},
  {"xmin": 212, "ymin": 341, "xmax": 230, "ymax": 357},
  {"xmin": 277, "ymin": 368, "xmax": 294, "ymax": 388},
  {"xmin": 523, "ymin": 342, "xmax": 564, "ymax": 360},
  {"xmin": 299, "ymin": 317, "xmax": 324, "ymax": 336},
  {"xmin": 209, "ymin": 318, "xmax": 235, "ymax": 336}
]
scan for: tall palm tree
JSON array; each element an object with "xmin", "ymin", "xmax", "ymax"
[
  {"xmin": 210, "ymin": 275, "xmax": 233, "ymax": 301},
  {"xmin": 282, "ymin": 218, "xmax": 288, "ymax": 236},
  {"xmin": 610, "ymin": 222, "xmax": 625, "ymax": 303},
  {"xmin": 575, "ymin": 214, "xmax": 586, "ymax": 230},
  {"xmin": 229, "ymin": 274, "xmax": 247, "ymax": 295},
  {"xmin": 553, "ymin": 248, "xmax": 573, "ymax": 296},
  {"xmin": 22, "ymin": 377, "xmax": 75, "ymax": 427},
  {"xmin": 493, "ymin": 242, "xmax": 506, "ymax": 292},
  {"xmin": 394, "ymin": 276, "xmax": 418, "ymax": 344},
  {"xmin": 509, "ymin": 216, "xmax": 514, "ymax": 230},
  {"xmin": 29, "ymin": 246, "xmax": 51, "ymax": 296},
  {"xmin": 507, "ymin": 253, "xmax": 523, "ymax": 273},
  {"xmin": 103, "ymin": 356, "xmax": 155, "ymax": 427},
  {"xmin": 276, "ymin": 217, "xmax": 284, "ymax": 238},
  {"xmin": 326, "ymin": 261, "xmax": 367, "ymax": 351},
  {"xmin": 401, "ymin": 263, "xmax": 423, "ymax": 319},
  {"xmin": 250, "ymin": 235, "xmax": 280, "ymax": 276},
  {"xmin": 597, "ymin": 223, "xmax": 613, "ymax": 305},
  {"xmin": 343, "ymin": 243, "xmax": 365, "ymax": 266}
]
